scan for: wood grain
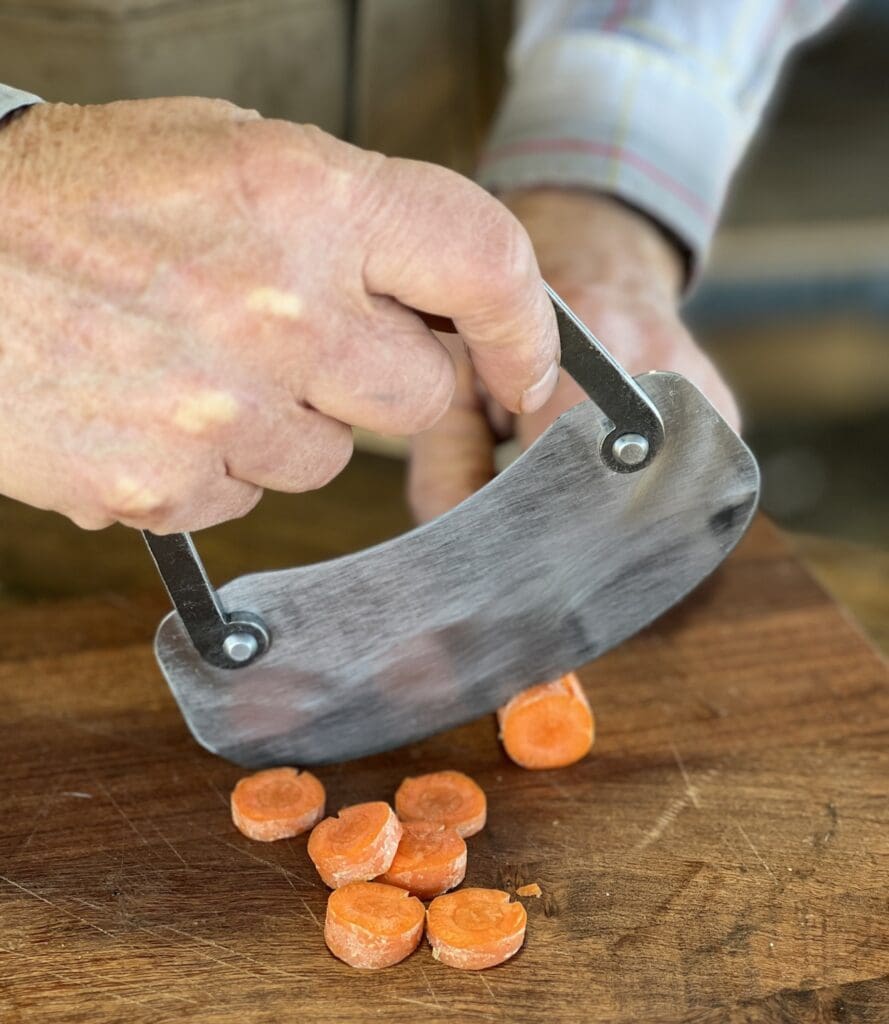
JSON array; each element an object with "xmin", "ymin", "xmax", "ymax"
[{"xmin": 0, "ymin": 517, "xmax": 887, "ymax": 1023}]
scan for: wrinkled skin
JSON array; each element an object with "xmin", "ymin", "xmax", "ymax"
[
  {"xmin": 409, "ymin": 189, "xmax": 741, "ymax": 523},
  {"xmin": 0, "ymin": 99, "xmax": 559, "ymax": 532}
]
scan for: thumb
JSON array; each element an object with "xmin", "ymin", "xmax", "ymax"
[{"xmin": 407, "ymin": 335, "xmax": 498, "ymax": 524}]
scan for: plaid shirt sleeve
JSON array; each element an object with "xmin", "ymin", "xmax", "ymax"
[
  {"xmin": 0, "ymin": 83, "xmax": 42, "ymax": 122},
  {"xmin": 478, "ymin": 0, "xmax": 849, "ymax": 267}
]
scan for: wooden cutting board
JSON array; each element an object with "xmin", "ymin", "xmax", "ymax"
[{"xmin": 1, "ymin": 517, "xmax": 887, "ymax": 1023}]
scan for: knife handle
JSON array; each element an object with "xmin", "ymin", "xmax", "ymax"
[
  {"xmin": 546, "ymin": 285, "xmax": 665, "ymax": 471},
  {"xmin": 142, "ymin": 530, "xmax": 269, "ymax": 669},
  {"xmin": 142, "ymin": 286, "xmax": 662, "ymax": 669}
]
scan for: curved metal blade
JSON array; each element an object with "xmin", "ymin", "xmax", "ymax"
[{"xmin": 155, "ymin": 372, "xmax": 759, "ymax": 766}]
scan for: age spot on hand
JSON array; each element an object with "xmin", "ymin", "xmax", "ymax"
[
  {"xmin": 172, "ymin": 389, "xmax": 240, "ymax": 435},
  {"xmin": 108, "ymin": 474, "xmax": 164, "ymax": 517},
  {"xmin": 246, "ymin": 286, "xmax": 304, "ymax": 320}
]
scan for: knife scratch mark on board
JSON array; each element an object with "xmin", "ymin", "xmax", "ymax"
[
  {"xmin": 479, "ymin": 972, "xmax": 498, "ymax": 1002},
  {"xmin": 12, "ymin": 788, "xmax": 59, "ymax": 861},
  {"xmin": 632, "ymin": 767, "xmax": 719, "ymax": 853},
  {"xmin": 395, "ymin": 997, "xmax": 446, "ymax": 1012},
  {"xmin": 633, "ymin": 796, "xmax": 688, "ymax": 853},
  {"xmin": 300, "ymin": 896, "xmax": 321, "ymax": 929},
  {"xmin": 0, "ymin": 948, "xmax": 201, "ymax": 1009},
  {"xmin": 735, "ymin": 822, "xmax": 779, "ymax": 884},
  {"xmin": 146, "ymin": 820, "xmax": 190, "ymax": 869},
  {"xmin": 420, "ymin": 965, "xmax": 442, "ymax": 1009},
  {"xmin": 207, "ymin": 834, "xmax": 315, "ymax": 888},
  {"xmin": 193, "ymin": 764, "xmax": 231, "ymax": 809},
  {"xmin": 0, "ymin": 875, "xmax": 116, "ymax": 937},
  {"xmin": 159, "ymin": 924, "xmax": 309, "ymax": 982},
  {"xmin": 150, "ymin": 926, "xmax": 269, "ymax": 982},
  {"xmin": 546, "ymin": 777, "xmax": 578, "ymax": 804},
  {"xmin": 274, "ymin": 870, "xmax": 319, "ymax": 924},
  {"xmin": 669, "ymin": 741, "xmax": 700, "ymax": 808},
  {"xmin": 96, "ymin": 780, "xmax": 162, "ymax": 861}
]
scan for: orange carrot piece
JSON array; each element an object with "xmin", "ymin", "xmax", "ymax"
[
  {"xmin": 497, "ymin": 672, "xmax": 594, "ymax": 769},
  {"xmin": 427, "ymin": 888, "xmax": 527, "ymax": 970},
  {"xmin": 516, "ymin": 883, "xmax": 542, "ymax": 898},
  {"xmin": 308, "ymin": 801, "xmax": 402, "ymax": 888},
  {"xmin": 325, "ymin": 881, "xmax": 425, "ymax": 969},
  {"xmin": 378, "ymin": 822, "xmax": 467, "ymax": 900},
  {"xmin": 395, "ymin": 770, "xmax": 486, "ymax": 838},
  {"xmin": 230, "ymin": 767, "xmax": 325, "ymax": 842}
]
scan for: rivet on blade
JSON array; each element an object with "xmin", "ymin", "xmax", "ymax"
[
  {"xmin": 223, "ymin": 632, "xmax": 259, "ymax": 664},
  {"xmin": 612, "ymin": 433, "xmax": 650, "ymax": 467}
]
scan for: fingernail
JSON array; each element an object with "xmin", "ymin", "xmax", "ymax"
[{"xmin": 520, "ymin": 361, "xmax": 560, "ymax": 414}]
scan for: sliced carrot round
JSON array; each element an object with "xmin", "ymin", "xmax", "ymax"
[
  {"xmin": 325, "ymin": 881, "xmax": 425, "ymax": 969},
  {"xmin": 378, "ymin": 822, "xmax": 467, "ymax": 900},
  {"xmin": 230, "ymin": 767, "xmax": 325, "ymax": 842},
  {"xmin": 308, "ymin": 801, "xmax": 402, "ymax": 888},
  {"xmin": 426, "ymin": 888, "xmax": 527, "ymax": 970},
  {"xmin": 497, "ymin": 672, "xmax": 594, "ymax": 769},
  {"xmin": 395, "ymin": 770, "xmax": 486, "ymax": 838}
]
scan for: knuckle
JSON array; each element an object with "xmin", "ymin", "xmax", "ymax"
[
  {"xmin": 240, "ymin": 117, "xmax": 294, "ymax": 152},
  {"xmin": 301, "ymin": 426, "xmax": 353, "ymax": 491},
  {"xmin": 233, "ymin": 121, "xmax": 352, "ymax": 211},
  {"xmin": 227, "ymin": 486, "xmax": 264, "ymax": 522},
  {"xmin": 67, "ymin": 509, "xmax": 115, "ymax": 531},
  {"xmin": 97, "ymin": 470, "xmax": 171, "ymax": 525},
  {"xmin": 202, "ymin": 97, "xmax": 254, "ymax": 121},
  {"xmin": 140, "ymin": 489, "xmax": 260, "ymax": 534}
]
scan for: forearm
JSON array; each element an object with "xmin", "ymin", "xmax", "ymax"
[{"xmin": 481, "ymin": 0, "xmax": 849, "ymax": 273}]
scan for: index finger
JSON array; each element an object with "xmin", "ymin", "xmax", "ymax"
[{"xmin": 361, "ymin": 158, "xmax": 560, "ymax": 414}]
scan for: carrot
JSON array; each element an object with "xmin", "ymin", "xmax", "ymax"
[
  {"xmin": 325, "ymin": 881, "xmax": 425, "ymax": 969},
  {"xmin": 308, "ymin": 801, "xmax": 402, "ymax": 888},
  {"xmin": 395, "ymin": 770, "xmax": 486, "ymax": 838},
  {"xmin": 497, "ymin": 672, "xmax": 594, "ymax": 769},
  {"xmin": 378, "ymin": 821, "xmax": 467, "ymax": 900},
  {"xmin": 426, "ymin": 888, "xmax": 527, "ymax": 970},
  {"xmin": 230, "ymin": 767, "xmax": 325, "ymax": 842},
  {"xmin": 516, "ymin": 883, "xmax": 542, "ymax": 898}
]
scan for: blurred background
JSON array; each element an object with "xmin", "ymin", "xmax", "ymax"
[{"xmin": 0, "ymin": 0, "xmax": 886, "ymax": 649}]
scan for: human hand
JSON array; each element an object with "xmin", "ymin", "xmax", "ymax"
[
  {"xmin": 0, "ymin": 99, "xmax": 558, "ymax": 532},
  {"xmin": 408, "ymin": 189, "xmax": 739, "ymax": 523}
]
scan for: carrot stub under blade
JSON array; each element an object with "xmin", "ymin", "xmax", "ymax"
[
  {"xmin": 516, "ymin": 883, "xmax": 542, "ymax": 898},
  {"xmin": 230, "ymin": 767, "xmax": 325, "ymax": 842},
  {"xmin": 325, "ymin": 881, "xmax": 425, "ymax": 969},
  {"xmin": 497, "ymin": 672, "xmax": 594, "ymax": 769},
  {"xmin": 308, "ymin": 801, "xmax": 402, "ymax": 888},
  {"xmin": 427, "ymin": 888, "xmax": 527, "ymax": 970},
  {"xmin": 378, "ymin": 821, "xmax": 467, "ymax": 900},
  {"xmin": 395, "ymin": 770, "xmax": 486, "ymax": 838}
]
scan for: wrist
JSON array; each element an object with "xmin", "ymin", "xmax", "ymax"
[{"xmin": 499, "ymin": 187, "xmax": 684, "ymax": 302}]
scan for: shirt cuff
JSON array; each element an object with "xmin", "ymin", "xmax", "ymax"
[
  {"xmin": 478, "ymin": 33, "xmax": 752, "ymax": 270},
  {"xmin": 0, "ymin": 84, "xmax": 43, "ymax": 124}
]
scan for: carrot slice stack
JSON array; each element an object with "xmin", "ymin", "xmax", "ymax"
[
  {"xmin": 308, "ymin": 801, "xmax": 402, "ymax": 888},
  {"xmin": 325, "ymin": 881, "xmax": 425, "ymax": 969},
  {"xmin": 395, "ymin": 770, "xmax": 486, "ymax": 838},
  {"xmin": 378, "ymin": 822, "xmax": 467, "ymax": 900},
  {"xmin": 497, "ymin": 672, "xmax": 594, "ymax": 769},
  {"xmin": 426, "ymin": 888, "xmax": 527, "ymax": 970},
  {"xmin": 230, "ymin": 767, "xmax": 326, "ymax": 842}
]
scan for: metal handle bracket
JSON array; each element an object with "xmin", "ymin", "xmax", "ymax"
[
  {"xmin": 143, "ymin": 531, "xmax": 269, "ymax": 669},
  {"xmin": 547, "ymin": 284, "xmax": 665, "ymax": 470}
]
